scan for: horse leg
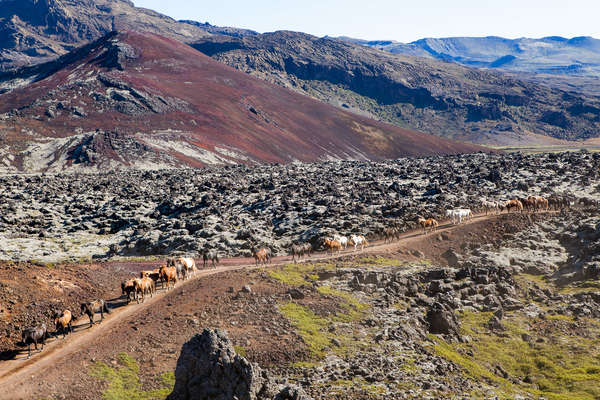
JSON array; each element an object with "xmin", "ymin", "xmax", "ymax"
[{"xmin": 27, "ymin": 343, "xmax": 31, "ymax": 359}]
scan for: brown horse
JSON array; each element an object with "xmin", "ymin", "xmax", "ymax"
[
  {"xmin": 159, "ymin": 265, "xmax": 177, "ymax": 290},
  {"xmin": 81, "ymin": 300, "xmax": 110, "ymax": 328},
  {"xmin": 533, "ymin": 196, "xmax": 548, "ymax": 211},
  {"xmin": 121, "ymin": 278, "xmax": 136, "ymax": 304},
  {"xmin": 134, "ymin": 277, "xmax": 155, "ymax": 303},
  {"xmin": 518, "ymin": 197, "xmax": 535, "ymax": 212},
  {"xmin": 53, "ymin": 310, "xmax": 73, "ymax": 339},
  {"xmin": 21, "ymin": 324, "xmax": 48, "ymax": 359},
  {"xmin": 141, "ymin": 269, "xmax": 162, "ymax": 288},
  {"xmin": 505, "ymin": 200, "xmax": 524, "ymax": 213},
  {"xmin": 417, "ymin": 217, "xmax": 438, "ymax": 234},
  {"xmin": 252, "ymin": 247, "xmax": 271, "ymax": 266},
  {"xmin": 323, "ymin": 239, "xmax": 342, "ymax": 255}
]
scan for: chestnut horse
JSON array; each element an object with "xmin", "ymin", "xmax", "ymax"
[
  {"xmin": 159, "ymin": 265, "xmax": 177, "ymax": 290},
  {"xmin": 505, "ymin": 199, "xmax": 524, "ymax": 213},
  {"xmin": 252, "ymin": 247, "xmax": 271, "ymax": 266},
  {"xmin": 417, "ymin": 217, "xmax": 438, "ymax": 234},
  {"xmin": 141, "ymin": 269, "xmax": 161, "ymax": 288},
  {"xmin": 53, "ymin": 310, "xmax": 73, "ymax": 339},
  {"xmin": 323, "ymin": 239, "xmax": 342, "ymax": 255},
  {"xmin": 134, "ymin": 277, "xmax": 155, "ymax": 303}
]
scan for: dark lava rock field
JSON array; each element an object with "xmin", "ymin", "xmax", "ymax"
[{"xmin": 0, "ymin": 151, "xmax": 597, "ymax": 262}]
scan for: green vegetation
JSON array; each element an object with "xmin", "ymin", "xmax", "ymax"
[
  {"xmin": 317, "ymin": 285, "xmax": 369, "ymax": 323},
  {"xmin": 233, "ymin": 345, "xmax": 247, "ymax": 357},
  {"xmin": 268, "ymin": 263, "xmax": 324, "ymax": 286},
  {"xmin": 358, "ymin": 256, "xmax": 403, "ymax": 267},
  {"xmin": 269, "ymin": 257, "xmax": 407, "ymax": 287},
  {"xmin": 558, "ymin": 279, "xmax": 600, "ymax": 294},
  {"xmin": 278, "ymin": 303, "xmax": 330, "ymax": 357},
  {"xmin": 89, "ymin": 353, "xmax": 175, "ymax": 400},
  {"xmin": 325, "ymin": 377, "xmax": 387, "ymax": 397},
  {"xmin": 430, "ymin": 309, "xmax": 600, "ymax": 400},
  {"xmin": 515, "ymin": 273, "xmax": 551, "ymax": 289},
  {"xmin": 279, "ymin": 284, "xmax": 369, "ymax": 359}
]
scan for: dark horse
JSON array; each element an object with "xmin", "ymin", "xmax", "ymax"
[
  {"xmin": 290, "ymin": 243, "xmax": 312, "ymax": 263},
  {"xmin": 21, "ymin": 324, "xmax": 48, "ymax": 359},
  {"xmin": 203, "ymin": 249, "xmax": 220, "ymax": 269},
  {"xmin": 81, "ymin": 300, "xmax": 111, "ymax": 328}
]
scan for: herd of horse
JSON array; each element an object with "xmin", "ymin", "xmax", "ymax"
[
  {"xmin": 19, "ymin": 256, "xmax": 218, "ymax": 359},
  {"xmin": 16, "ymin": 192, "xmax": 590, "ymax": 359}
]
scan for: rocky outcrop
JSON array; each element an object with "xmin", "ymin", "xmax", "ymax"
[
  {"xmin": 426, "ymin": 302, "xmax": 460, "ymax": 335},
  {"xmin": 168, "ymin": 329, "xmax": 310, "ymax": 400},
  {"xmin": 0, "ymin": 0, "xmax": 211, "ymax": 71}
]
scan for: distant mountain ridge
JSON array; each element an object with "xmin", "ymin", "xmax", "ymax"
[
  {"xmin": 1, "ymin": 0, "xmax": 600, "ymax": 147},
  {"xmin": 336, "ymin": 35, "xmax": 600, "ymax": 76},
  {"xmin": 193, "ymin": 31, "xmax": 600, "ymax": 144}
]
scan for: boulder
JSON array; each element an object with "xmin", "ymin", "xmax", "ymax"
[
  {"xmin": 426, "ymin": 302, "xmax": 460, "ymax": 335},
  {"xmin": 168, "ymin": 329, "xmax": 311, "ymax": 400}
]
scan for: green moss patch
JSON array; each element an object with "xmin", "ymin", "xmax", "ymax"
[
  {"xmin": 89, "ymin": 353, "xmax": 174, "ymax": 400},
  {"xmin": 430, "ymin": 310, "xmax": 600, "ymax": 400}
]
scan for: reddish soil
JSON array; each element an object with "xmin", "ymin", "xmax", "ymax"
[
  {"xmin": 0, "ymin": 31, "xmax": 489, "ymax": 169},
  {"xmin": 0, "ymin": 211, "xmax": 554, "ymax": 399}
]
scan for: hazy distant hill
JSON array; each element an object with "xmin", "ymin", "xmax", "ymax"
[{"xmin": 338, "ymin": 36, "xmax": 600, "ymax": 76}]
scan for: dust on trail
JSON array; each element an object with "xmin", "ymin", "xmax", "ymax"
[{"xmin": 0, "ymin": 211, "xmax": 525, "ymax": 397}]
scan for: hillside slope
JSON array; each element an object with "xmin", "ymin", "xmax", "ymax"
[
  {"xmin": 192, "ymin": 31, "xmax": 600, "ymax": 144},
  {"xmin": 0, "ymin": 31, "xmax": 484, "ymax": 172}
]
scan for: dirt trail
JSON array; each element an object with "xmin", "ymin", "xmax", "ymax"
[{"xmin": 0, "ymin": 211, "xmax": 523, "ymax": 394}]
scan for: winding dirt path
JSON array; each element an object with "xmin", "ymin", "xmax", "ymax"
[{"xmin": 0, "ymin": 211, "xmax": 527, "ymax": 395}]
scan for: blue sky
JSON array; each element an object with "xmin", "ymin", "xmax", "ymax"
[{"xmin": 133, "ymin": 0, "xmax": 599, "ymax": 42}]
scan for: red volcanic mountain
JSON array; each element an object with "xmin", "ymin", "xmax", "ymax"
[{"xmin": 0, "ymin": 31, "xmax": 487, "ymax": 171}]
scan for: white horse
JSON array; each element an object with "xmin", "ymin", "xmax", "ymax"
[
  {"xmin": 173, "ymin": 257, "xmax": 197, "ymax": 279},
  {"xmin": 349, "ymin": 234, "xmax": 368, "ymax": 251},
  {"xmin": 446, "ymin": 208, "xmax": 472, "ymax": 224},
  {"xmin": 481, "ymin": 200, "xmax": 499, "ymax": 215},
  {"xmin": 333, "ymin": 234, "xmax": 348, "ymax": 249}
]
